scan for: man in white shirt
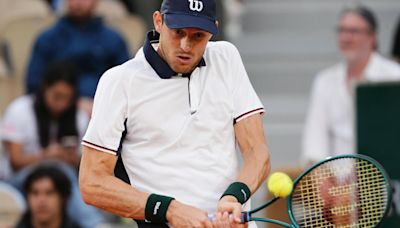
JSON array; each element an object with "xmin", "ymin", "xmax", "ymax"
[
  {"xmin": 302, "ymin": 5, "xmax": 400, "ymax": 163},
  {"xmin": 79, "ymin": 0, "xmax": 270, "ymax": 227}
]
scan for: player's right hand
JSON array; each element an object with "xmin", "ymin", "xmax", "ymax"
[{"xmin": 166, "ymin": 200, "xmax": 213, "ymax": 228}]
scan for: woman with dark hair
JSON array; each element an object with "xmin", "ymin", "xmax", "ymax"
[
  {"xmin": 17, "ymin": 164, "xmax": 81, "ymax": 228},
  {"xmin": 1, "ymin": 61, "xmax": 86, "ymax": 172},
  {"xmin": 1, "ymin": 61, "xmax": 104, "ymax": 227}
]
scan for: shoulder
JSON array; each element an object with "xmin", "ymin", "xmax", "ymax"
[
  {"xmin": 204, "ymin": 41, "xmax": 244, "ymax": 69},
  {"xmin": 34, "ymin": 27, "xmax": 57, "ymax": 47},
  {"xmin": 4, "ymin": 96, "xmax": 34, "ymax": 116},
  {"xmin": 98, "ymin": 57, "xmax": 143, "ymax": 87},
  {"xmin": 99, "ymin": 21, "xmax": 126, "ymax": 42},
  {"xmin": 206, "ymin": 41, "xmax": 241, "ymax": 57},
  {"xmin": 372, "ymin": 53, "xmax": 400, "ymax": 75}
]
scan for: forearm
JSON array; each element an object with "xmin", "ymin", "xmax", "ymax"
[
  {"xmin": 80, "ymin": 171, "xmax": 149, "ymax": 219},
  {"xmin": 5, "ymin": 142, "xmax": 42, "ymax": 171},
  {"xmin": 237, "ymin": 143, "xmax": 270, "ymax": 193},
  {"xmin": 79, "ymin": 146, "xmax": 149, "ymax": 219},
  {"xmin": 11, "ymin": 154, "xmax": 42, "ymax": 171}
]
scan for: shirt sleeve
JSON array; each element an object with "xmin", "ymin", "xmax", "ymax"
[
  {"xmin": 228, "ymin": 42, "xmax": 264, "ymax": 123},
  {"xmin": 1, "ymin": 99, "xmax": 27, "ymax": 143},
  {"xmin": 302, "ymin": 75, "xmax": 331, "ymax": 162},
  {"xmin": 82, "ymin": 67, "xmax": 128, "ymax": 156}
]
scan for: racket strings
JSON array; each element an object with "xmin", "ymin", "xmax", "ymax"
[{"xmin": 290, "ymin": 158, "xmax": 388, "ymax": 228}]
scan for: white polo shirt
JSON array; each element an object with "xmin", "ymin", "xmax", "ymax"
[{"xmin": 82, "ymin": 31, "xmax": 264, "ymax": 214}]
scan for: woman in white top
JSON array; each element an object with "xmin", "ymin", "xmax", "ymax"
[
  {"xmin": 1, "ymin": 61, "xmax": 87, "ymax": 173},
  {"xmin": 1, "ymin": 61, "xmax": 104, "ymax": 228}
]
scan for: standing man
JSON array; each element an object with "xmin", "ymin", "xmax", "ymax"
[
  {"xmin": 79, "ymin": 0, "xmax": 270, "ymax": 227},
  {"xmin": 26, "ymin": 0, "xmax": 129, "ymax": 114},
  {"xmin": 302, "ymin": 5, "xmax": 400, "ymax": 163}
]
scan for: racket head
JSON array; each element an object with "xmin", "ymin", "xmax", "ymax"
[{"xmin": 287, "ymin": 154, "xmax": 392, "ymax": 228}]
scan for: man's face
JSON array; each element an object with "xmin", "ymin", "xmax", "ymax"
[
  {"xmin": 337, "ymin": 12, "xmax": 376, "ymax": 62},
  {"xmin": 153, "ymin": 12, "xmax": 213, "ymax": 74},
  {"xmin": 27, "ymin": 178, "xmax": 63, "ymax": 224},
  {"xmin": 67, "ymin": 0, "xmax": 97, "ymax": 19}
]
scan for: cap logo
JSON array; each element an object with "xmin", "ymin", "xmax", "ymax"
[{"xmin": 188, "ymin": 0, "xmax": 203, "ymax": 12}]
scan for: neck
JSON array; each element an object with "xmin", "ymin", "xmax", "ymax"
[
  {"xmin": 346, "ymin": 52, "xmax": 372, "ymax": 81},
  {"xmin": 67, "ymin": 14, "xmax": 92, "ymax": 25},
  {"xmin": 32, "ymin": 215, "xmax": 62, "ymax": 228}
]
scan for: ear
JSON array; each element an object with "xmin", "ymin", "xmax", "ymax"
[
  {"xmin": 153, "ymin": 11, "xmax": 163, "ymax": 33},
  {"xmin": 215, "ymin": 20, "xmax": 219, "ymax": 29}
]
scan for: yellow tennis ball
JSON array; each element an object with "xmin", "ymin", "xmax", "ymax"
[{"xmin": 267, "ymin": 172, "xmax": 293, "ymax": 198}]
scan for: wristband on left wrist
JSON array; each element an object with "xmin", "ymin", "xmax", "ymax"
[{"xmin": 221, "ymin": 182, "xmax": 251, "ymax": 204}]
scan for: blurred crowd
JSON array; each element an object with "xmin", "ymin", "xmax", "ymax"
[
  {"xmin": 0, "ymin": 0, "xmax": 245, "ymax": 227},
  {"xmin": 0, "ymin": 0, "xmax": 399, "ymax": 227}
]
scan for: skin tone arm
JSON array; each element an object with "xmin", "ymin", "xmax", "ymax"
[
  {"xmin": 79, "ymin": 146, "xmax": 214, "ymax": 227},
  {"xmin": 3, "ymin": 141, "xmax": 43, "ymax": 171},
  {"xmin": 216, "ymin": 114, "xmax": 271, "ymax": 225},
  {"xmin": 4, "ymin": 141, "xmax": 81, "ymax": 170},
  {"xmin": 235, "ymin": 114, "xmax": 270, "ymax": 192}
]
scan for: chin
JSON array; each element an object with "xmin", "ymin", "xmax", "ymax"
[
  {"xmin": 173, "ymin": 65, "xmax": 196, "ymax": 74},
  {"xmin": 341, "ymin": 51, "xmax": 360, "ymax": 62}
]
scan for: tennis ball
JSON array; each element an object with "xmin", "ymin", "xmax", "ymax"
[{"xmin": 267, "ymin": 172, "xmax": 293, "ymax": 198}]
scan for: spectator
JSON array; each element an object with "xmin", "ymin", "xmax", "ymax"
[
  {"xmin": 2, "ymin": 61, "xmax": 85, "ymax": 172},
  {"xmin": 392, "ymin": 17, "xmax": 400, "ymax": 63},
  {"xmin": 1, "ymin": 61, "xmax": 103, "ymax": 228},
  {"xmin": 26, "ymin": 0, "xmax": 130, "ymax": 100},
  {"xmin": 16, "ymin": 164, "xmax": 80, "ymax": 228},
  {"xmin": 302, "ymin": 5, "xmax": 400, "ymax": 163}
]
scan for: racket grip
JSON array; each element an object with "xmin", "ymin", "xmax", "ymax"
[
  {"xmin": 241, "ymin": 211, "xmax": 250, "ymax": 223},
  {"xmin": 208, "ymin": 213, "xmax": 249, "ymax": 224}
]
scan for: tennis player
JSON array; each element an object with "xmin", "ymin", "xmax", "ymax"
[{"xmin": 79, "ymin": 0, "xmax": 270, "ymax": 227}]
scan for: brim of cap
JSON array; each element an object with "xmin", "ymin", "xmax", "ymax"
[{"xmin": 164, "ymin": 14, "xmax": 218, "ymax": 35}]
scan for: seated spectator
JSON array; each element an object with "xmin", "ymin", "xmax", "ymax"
[
  {"xmin": 302, "ymin": 5, "xmax": 400, "ymax": 163},
  {"xmin": 26, "ymin": 0, "xmax": 130, "ymax": 100},
  {"xmin": 16, "ymin": 164, "xmax": 80, "ymax": 228},
  {"xmin": 2, "ymin": 61, "xmax": 86, "ymax": 172},
  {"xmin": 1, "ymin": 61, "xmax": 103, "ymax": 228}
]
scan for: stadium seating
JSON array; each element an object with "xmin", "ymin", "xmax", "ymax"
[
  {"xmin": 0, "ymin": 16, "xmax": 55, "ymax": 114},
  {"xmin": 0, "ymin": 182, "xmax": 26, "ymax": 227},
  {"xmin": 0, "ymin": 1, "xmax": 147, "ymax": 114},
  {"xmin": 95, "ymin": 0, "xmax": 129, "ymax": 20},
  {"xmin": 106, "ymin": 15, "xmax": 147, "ymax": 55}
]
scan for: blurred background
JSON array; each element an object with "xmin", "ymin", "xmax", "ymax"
[{"xmin": 0, "ymin": 0, "xmax": 399, "ymax": 227}]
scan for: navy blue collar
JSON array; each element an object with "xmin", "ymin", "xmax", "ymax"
[{"xmin": 143, "ymin": 30, "xmax": 206, "ymax": 79}]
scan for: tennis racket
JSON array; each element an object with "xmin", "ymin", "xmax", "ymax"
[{"xmin": 241, "ymin": 154, "xmax": 392, "ymax": 227}]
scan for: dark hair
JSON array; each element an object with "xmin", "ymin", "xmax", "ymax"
[
  {"xmin": 19, "ymin": 165, "xmax": 72, "ymax": 227},
  {"xmin": 23, "ymin": 165, "xmax": 72, "ymax": 199},
  {"xmin": 34, "ymin": 61, "xmax": 79, "ymax": 148},
  {"xmin": 341, "ymin": 5, "xmax": 377, "ymax": 33}
]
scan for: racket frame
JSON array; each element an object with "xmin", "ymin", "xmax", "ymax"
[{"xmin": 287, "ymin": 154, "xmax": 392, "ymax": 227}]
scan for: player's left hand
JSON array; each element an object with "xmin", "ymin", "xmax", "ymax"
[{"xmin": 213, "ymin": 196, "xmax": 248, "ymax": 228}]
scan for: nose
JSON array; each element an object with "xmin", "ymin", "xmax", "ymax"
[{"xmin": 180, "ymin": 37, "xmax": 192, "ymax": 52}]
